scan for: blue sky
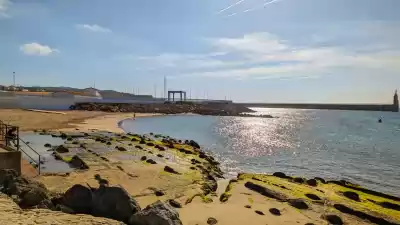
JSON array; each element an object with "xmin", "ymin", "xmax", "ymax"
[{"xmin": 1, "ymin": 0, "xmax": 399, "ymax": 103}]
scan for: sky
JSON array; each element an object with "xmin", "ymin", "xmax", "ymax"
[{"xmin": 0, "ymin": 0, "xmax": 400, "ymax": 103}]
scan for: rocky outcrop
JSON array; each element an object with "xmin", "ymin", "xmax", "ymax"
[
  {"xmin": 63, "ymin": 184, "xmax": 93, "ymax": 214},
  {"xmin": 71, "ymin": 102, "xmax": 254, "ymax": 116},
  {"xmin": 129, "ymin": 200, "xmax": 183, "ymax": 225}
]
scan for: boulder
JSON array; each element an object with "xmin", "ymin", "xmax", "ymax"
[
  {"xmin": 54, "ymin": 145, "xmax": 69, "ymax": 153},
  {"xmin": 207, "ymin": 217, "xmax": 218, "ymax": 225},
  {"xmin": 164, "ymin": 166, "xmax": 180, "ymax": 175},
  {"xmin": 293, "ymin": 177, "xmax": 305, "ymax": 184},
  {"xmin": 141, "ymin": 156, "xmax": 147, "ymax": 161},
  {"xmin": 343, "ymin": 191, "xmax": 360, "ymax": 201},
  {"xmin": 146, "ymin": 159, "xmax": 157, "ymax": 164},
  {"xmin": 44, "ymin": 143, "xmax": 52, "ymax": 148},
  {"xmin": 168, "ymin": 199, "xmax": 182, "ymax": 208},
  {"xmin": 129, "ymin": 200, "xmax": 182, "ymax": 225},
  {"xmin": 314, "ymin": 177, "xmax": 326, "ymax": 183},
  {"xmin": 305, "ymin": 193, "xmax": 321, "ymax": 201},
  {"xmin": 269, "ymin": 208, "xmax": 281, "ymax": 216},
  {"xmin": 306, "ymin": 179, "xmax": 317, "ymax": 186},
  {"xmin": 244, "ymin": 182, "xmax": 288, "ymax": 201},
  {"xmin": 188, "ymin": 140, "xmax": 200, "ymax": 149},
  {"xmin": 63, "ymin": 184, "xmax": 93, "ymax": 214},
  {"xmin": 20, "ymin": 188, "xmax": 48, "ymax": 208},
  {"xmin": 288, "ymin": 199, "xmax": 309, "ymax": 210},
  {"xmin": 323, "ymin": 214, "xmax": 343, "ymax": 225},
  {"xmin": 92, "ymin": 186, "xmax": 141, "ymax": 223}
]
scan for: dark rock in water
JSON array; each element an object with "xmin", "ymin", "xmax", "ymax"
[
  {"xmin": 136, "ymin": 145, "xmax": 143, "ymax": 150},
  {"xmin": 117, "ymin": 146, "xmax": 127, "ymax": 151},
  {"xmin": 54, "ymin": 145, "xmax": 69, "ymax": 153},
  {"xmin": 207, "ymin": 217, "xmax": 218, "ymax": 225},
  {"xmin": 63, "ymin": 184, "xmax": 93, "ymax": 214},
  {"xmin": 139, "ymin": 140, "xmax": 146, "ymax": 144},
  {"xmin": 146, "ymin": 142, "xmax": 155, "ymax": 147},
  {"xmin": 129, "ymin": 200, "xmax": 183, "ymax": 225},
  {"xmin": 305, "ymin": 193, "xmax": 321, "ymax": 201},
  {"xmin": 293, "ymin": 177, "xmax": 305, "ymax": 184},
  {"xmin": 168, "ymin": 199, "xmax": 182, "ymax": 208},
  {"xmin": 141, "ymin": 156, "xmax": 147, "ymax": 161},
  {"xmin": 288, "ymin": 199, "xmax": 309, "ymax": 210},
  {"xmin": 157, "ymin": 154, "xmax": 164, "ymax": 158},
  {"xmin": 155, "ymin": 189, "xmax": 165, "ymax": 196},
  {"xmin": 314, "ymin": 177, "xmax": 326, "ymax": 183},
  {"xmin": 92, "ymin": 186, "xmax": 141, "ymax": 223},
  {"xmin": 255, "ymin": 210, "xmax": 265, "ymax": 215},
  {"xmin": 106, "ymin": 141, "xmax": 112, "ymax": 145},
  {"xmin": 343, "ymin": 191, "xmax": 360, "ymax": 201},
  {"xmin": 70, "ymin": 155, "xmax": 89, "ymax": 170},
  {"xmin": 164, "ymin": 166, "xmax": 180, "ymax": 175},
  {"xmin": 188, "ymin": 140, "xmax": 201, "ymax": 149},
  {"xmin": 244, "ymin": 205, "xmax": 251, "ymax": 208},
  {"xmin": 269, "ymin": 208, "xmax": 281, "ymax": 216},
  {"xmin": 44, "ymin": 143, "xmax": 52, "ymax": 148},
  {"xmin": 273, "ymin": 172, "xmax": 287, "ymax": 178},
  {"xmin": 323, "ymin": 214, "xmax": 343, "ymax": 225},
  {"xmin": 306, "ymin": 179, "xmax": 317, "ymax": 186},
  {"xmin": 146, "ymin": 159, "xmax": 157, "ymax": 164},
  {"xmin": 244, "ymin": 182, "xmax": 288, "ymax": 201}
]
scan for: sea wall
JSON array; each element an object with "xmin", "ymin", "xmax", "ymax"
[
  {"xmin": 239, "ymin": 103, "xmax": 399, "ymax": 112},
  {"xmin": 0, "ymin": 151, "xmax": 21, "ymax": 175}
]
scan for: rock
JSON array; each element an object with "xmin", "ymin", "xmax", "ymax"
[
  {"xmin": 141, "ymin": 156, "xmax": 147, "ymax": 161},
  {"xmin": 379, "ymin": 201, "xmax": 400, "ymax": 211},
  {"xmin": 188, "ymin": 140, "xmax": 201, "ymax": 149},
  {"xmin": 117, "ymin": 146, "xmax": 127, "ymax": 151},
  {"xmin": 146, "ymin": 142, "xmax": 155, "ymax": 147},
  {"xmin": 255, "ymin": 210, "xmax": 265, "ymax": 215},
  {"xmin": 323, "ymin": 214, "xmax": 343, "ymax": 225},
  {"xmin": 136, "ymin": 145, "xmax": 143, "ymax": 150},
  {"xmin": 306, "ymin": 179, "xmax": 317, "ymax": 186},
  {"xmin": 314, "ymin": 177, "xmax": 326, "ymax": 183},
  {"xmin": 157, "ymin": 154, "xmax": 164, "ymax": 158},
  {"xmin": 164, "ymin": 166, "xmax": 180, "ymax": 175},
  {"xmin": 343, "ymin": 191, "xmax": 360, "ymax": 201},
  {"xmin": 44, "ymin": 143, "xmax": 52, "ymax": 148},
  {"xmin": 305, "ymin": 193, "xmax": 321, "ymax": 200},
  {"xmin": 54, "ymin": 145, "xmax": 69, "ymax": 153},
  {"xmin": 56, "ymin": 204, "xmax": 75, "ymax": 214},
  {"xmin": 69, "ymin": 155, "xmax": 89, "ymax": 170},
  {"xmin": 107, "ymin": 141, "xmax": 112, "ymax": 145},
  {"xmin": 269, "ymin": 208, "xmax": 281, "ymax": 216},
  {"xmin": 207, "ymin": 217, "xmax": 218, "ymax": 225},
  {"xmin": 288, "ymin": 199, "xmax": 309, "ymax": 210},
  {"xmin": 0, "ymin": 169, "xmax": 49, "ymax": 208},
  {"xmin": 146, "ymin": 159, "xmax": 157, "ymax": 164},
  {"xmin": 244, "ymin": 205, "xmax": 251, "ymax": 208},
  {"xmin": 244, "ymin": 182, "xmax": 288, "ymax": 201},
  {"xmin": 190, "ymin": 167, "xmax": 196, "ymax": 170},
  {"xmin": 155, "ymin": 190, "xmax": 165, "ymax": 196},
  {"xmin": 139, "ymin": 140, "xmax": 146, "ymax": 144},
  {"xmin": 63, "ymin": 184, "xmax": 93, "ymax": 214},
  {"xmin": 273, "ymin": 172, "xmax": 287, "ymax": 178},
  {"xmin": 168, "ymin": 199, "xmax": 182, "ymax": 208},
  {"xmin": 293, "ymin": 177, "xmax": 305, "ymax": 184},
  {"xmin": 129, "ymin": 200, "xmax": 182, "ymax": 225},
  {"xmin": 92, "ymin": 186, "xmax": 141, "ymax": 223}
]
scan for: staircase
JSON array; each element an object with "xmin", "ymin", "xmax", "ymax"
[{"xmin": 0, "ymin": 120, "xmax": 41, "ymax": 175}]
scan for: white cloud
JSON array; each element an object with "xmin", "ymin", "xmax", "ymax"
[
  {"xmin": 20, "ymin": 43, "xmax": 59, "ymax": 56},
  {"xmin": 75, "ymin": 24, "xmax": 111, "ymax": 33},
  {"xmin": 124, "ymin": 30, "xmax": 400, "ymax": 80},
  {"xmin": 0, "ymin": 0, "xmax": 11, "ymax": 18}
]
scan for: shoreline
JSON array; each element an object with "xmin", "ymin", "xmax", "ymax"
[{"xmin": 1, "ymin": 109, "xmax": 399, "ymax": 224}]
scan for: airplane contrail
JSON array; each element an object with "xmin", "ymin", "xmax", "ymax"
[
  {"xmin": 244, "ymin": 0, "xmax": 282, "ymax": 13},
  {"xmin": 216, "ymin": 0, "xmax": 246, "ymax": 14}
]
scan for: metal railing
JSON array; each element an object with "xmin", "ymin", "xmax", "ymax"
[{"xmin": 0, "ymin": 120, "xmax": 41, "ymax": 174}]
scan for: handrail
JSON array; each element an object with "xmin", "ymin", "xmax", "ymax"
[
  {"xmin": 0, "ymin": 120, "xmax": 41, "ymax": 174},
  {"xmin": 18, "ymin": 137, "xmax": 41, "ymax": 175}
]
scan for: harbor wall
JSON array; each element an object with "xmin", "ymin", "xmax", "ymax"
[{"xmin": 238, "ymin": 103, "xmax": 399, "ymax": 112}]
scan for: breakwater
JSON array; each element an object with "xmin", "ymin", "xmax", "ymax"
[{"xmin": 237, "ymin": 103, "xmax": 399, "ymax": 112}]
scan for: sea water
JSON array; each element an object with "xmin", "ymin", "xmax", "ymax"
[{"xmin": 121, "ymin": 108, "xmax": 400, "ymax": 196}]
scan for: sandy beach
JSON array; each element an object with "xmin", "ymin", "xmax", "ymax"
[{"xmin": 0, "ymin": 109, "xmax": 399, "ymax": 225}]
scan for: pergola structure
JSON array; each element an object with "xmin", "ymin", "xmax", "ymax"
[{"xmin": 167, "ymin": 90, "xmax": 187, "ymax": 102}]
